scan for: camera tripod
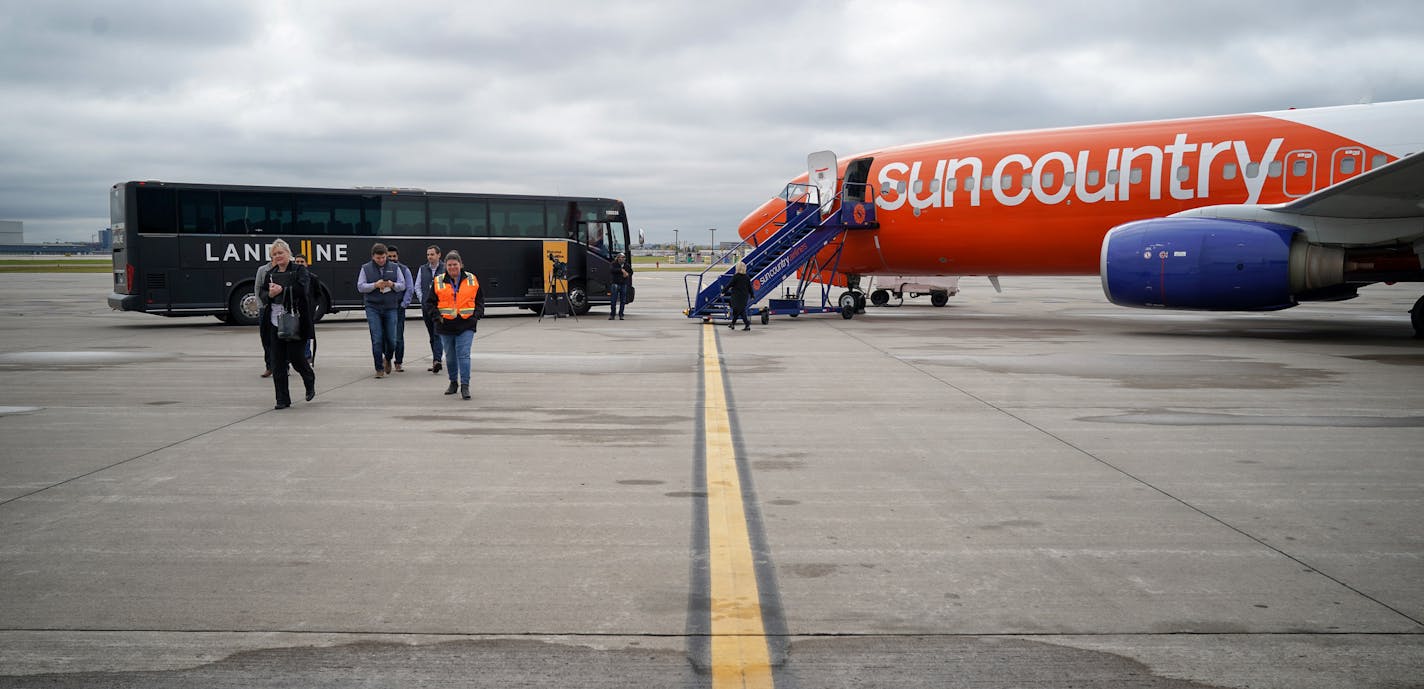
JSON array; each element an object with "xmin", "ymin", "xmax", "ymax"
[{"xmin": 539, "ymin": 262, "xmax": 577, "ymax": 322}]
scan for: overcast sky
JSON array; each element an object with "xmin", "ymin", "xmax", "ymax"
[{"xmin": 2, "ymin": 0, "xmax": 1421, "ymax": 244}]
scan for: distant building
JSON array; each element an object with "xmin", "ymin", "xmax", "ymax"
[{"xmin": 0, "ymin": 220, "xmax": 21, "ymax": 245}]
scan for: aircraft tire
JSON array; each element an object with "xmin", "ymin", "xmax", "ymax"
[
  {"xmin": 1411, "ymin": 295, "xmax": 1424, "ymax": 338},
  {"xmin": 838, "ymin": 292, "xmax": 858, "ymax": 311},
  {"xmin": 870, "ymin": 289, "xmax": 890, "ymax": 306},
  {"xmin": 841, "ymin": 304, "xmax": 855, "ymax": 319},
  {"xmin": 760, "ymin": 310, "xmax": 769, "ymax": 325},
  {"xmin": 930, "ymin": 290, "xmax": 949, "ymax": 307}
]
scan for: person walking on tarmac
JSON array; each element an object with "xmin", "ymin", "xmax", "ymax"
[
  {"xmin": 258, "ymin": 239, "xmax": 317, "ymax": 409},
  {"xmin": 412, "ymin": 244, "xmax": 445, "ymax": 374},
  {"xmin": 423, "ymin": 250, "xmax": 484, "ymax": 400},
  {"xmin": 725, "ymin": 261, "xmax": 753, "ymax": 331},
  {"xmin": 357, "ymin": 243, "xmax": 405, "ymax": 378},
  {"xmin": 386, "ymin": 245, "xmax": 415, "ymax": 373}
]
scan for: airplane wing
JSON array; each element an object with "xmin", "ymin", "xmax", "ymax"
[{"xmin": 1278, "ymin": 151, "xmax": 1424, "ymax": 219}]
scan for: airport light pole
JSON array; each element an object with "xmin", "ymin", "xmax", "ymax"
[
  {"xmin": 709, "ymin": 228, "xmax": 716, "ymax": 259},
  {"xmin": 673, "ymin": 229, "xmax": 678, "ymax": 253}
]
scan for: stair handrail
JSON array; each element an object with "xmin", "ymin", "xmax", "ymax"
[{"xmin": 682, "ymin": 183, "xmax": 836, "ymax": 314}]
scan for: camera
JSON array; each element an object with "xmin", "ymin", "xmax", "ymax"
[{"xmin": 547, "ymin": 252, "xmax": 568, "ymax": 279}]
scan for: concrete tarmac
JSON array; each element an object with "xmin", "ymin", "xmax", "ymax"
[{"xmin": 0, "ymin": 271, "xmax": 1421, "ymax": 687}]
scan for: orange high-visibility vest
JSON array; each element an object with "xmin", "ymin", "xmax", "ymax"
[{"xmin": 433, "ymin": 272, "xmax": 479, "ymax": 319}]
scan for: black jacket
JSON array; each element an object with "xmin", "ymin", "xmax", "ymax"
[
  {"xmin": 726, "ymin": 272, "xmax": 752, "ymax": 310},
  {"xmin": 259, "ymin": 264, "xmax": 316, "ymax": 342},
  {"xmin": 610, "ymin": 259, "xmax": 633, "ymax": 285}
]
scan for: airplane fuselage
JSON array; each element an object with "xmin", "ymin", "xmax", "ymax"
[{"xmin": 738, "ymin": 101, "xmax": 1423, "ymax": 277}]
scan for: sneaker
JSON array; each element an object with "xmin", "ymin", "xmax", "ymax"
[
  {"xmin": 375, "ymin": 370, "xmax": 386, "ymax": 379},
  {"xmin": 394, "ymin": 363, "xmax": 404, "ymax": 373},
  {"xmin": 445, "ymin": 381, "xmax": 458, "ymax": 395}
]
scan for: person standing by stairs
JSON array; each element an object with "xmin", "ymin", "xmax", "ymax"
[{"xmin": 726, "ymin": 261, "xmax": 753, "ymax": 331}]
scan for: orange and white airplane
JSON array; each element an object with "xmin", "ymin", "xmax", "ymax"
[{"xmin": 736, "ymin": 99, "xmax": 1424, "ymax": 334}]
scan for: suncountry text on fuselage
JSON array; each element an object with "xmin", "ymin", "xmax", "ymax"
[{"xmin": 875, "ymin": 134, "xmax": 1286, "ymax": 210}]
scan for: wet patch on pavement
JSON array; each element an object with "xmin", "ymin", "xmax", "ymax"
[
  {"xmin": 0, "ymin": 351, "xmax": 175, "ymax": 369},
  {"xmin": 899, "ymin": 352, "xmax": 1330, "ymax": 389},
  {"xmin": 778, "ymin": 636, "xmax": 1226, "ymax": 688},
  {"xmin": 1083, "ymin": 409, "xmax": 1424, "ymax": 427},
  {"xmin": 1343, "ymin": 353, "xmax": 1424, "ymax": 367},
  {"xmin": 0, "ymin": 638, "xmax": 698, "ymax": 689},
  {"xmin": 471, "ymin": 352, "xmax": 696, "ymax": 374}
]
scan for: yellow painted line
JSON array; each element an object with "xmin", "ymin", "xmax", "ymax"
[{"xmin": 702, "ymin": 324, "xmax": 774, "ymax": 689}]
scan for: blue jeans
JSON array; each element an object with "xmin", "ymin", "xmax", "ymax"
[
  {"xmin": 394, "ymin": 307, "xmax": 408, "ymax": 364},
  {"xmin": 364, "ymin": 305, "xmax": 399, "ymax": 372},
  {"xmin": 439, "ymin": 330, "xmax": 474, "ymax": 384},
  {"xmin": 435, "ymin": 330, "xmax": 475, "ymax": 384},
  {"xmin": 610, "ymin": 283, "xmax": 627, "ymax": 316},
  {"xmin": 423, "ymin": 311, "xmax": 443, "ymax": 363}
]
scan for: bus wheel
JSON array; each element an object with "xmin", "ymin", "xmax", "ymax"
[
  {"xmin": 568, "ymin": 283, "xmax": 591, "ymax": 315},
  {"xmin": 930, "ymin": 291, "xmax": 950, "ymax": 307},
  {"xmin": 228, "ymin": 287, "xmax": 260, "ymax": 326}
]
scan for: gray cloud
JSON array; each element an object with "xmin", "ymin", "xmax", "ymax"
[{"xmin": 2, "ymin": 0, "xmax": 1421, "ymax": 243}]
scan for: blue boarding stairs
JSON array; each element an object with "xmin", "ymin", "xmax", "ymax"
[{"xmin": 683, "ymin": 152, "xmax": 879, "ymax": 323}]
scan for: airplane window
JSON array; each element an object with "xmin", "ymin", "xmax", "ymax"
[
  {"xmin": 1340, "ymin": 157, "xmax": 1357, "ymax": 174},
  {"xmin": 1000, "ymin": 175, "xmax": 1012, "ymax": 190},
  {"xmin": 981, "ymin": 176, "xmax": 992, "ymax": 191},
  {"xmin": 1021, "ymin": 173, "xmax": 1032, "ymax": 189},
  {"xmin": 880, "ymin": 181, "xmax": 892, "ymax": 195},
  {"xmin": 1176, "ymin": 166, "xmax": 1190, "ymax": 181},
  {"xmin": 1042, "ymin": 172, "xmax": 1055, "ymax": 187},
  {"xmin": 1223, "ymin": 163, "xmax": 1237, "ymax": 180},
  {"xmin": 1268, "ymin": 161, "xmax": 1283, "ymax": 178},
  {"xmin": 1106, "ymin": 170, "xmax": 1119, "ymax": 185},
  {"xmin": 1064, "ymin": 172, "xmax": 1076, "ymax": 186},
  {"xmin": 912, "ymin": 179, "xmax": 923, "ymax": 194},
  {"xmin": 964, "ymin": 176, "xmax": 975, "ymax": 189},
  {"xmin": 1245, "ymin": 162, "xmax": 1260, "ymax": 178},
  {"xmin": 1086, "ymin": 170, "xmax": 1099, "ymax": 186},
  {"xmin": 1371, "ymin": 154, "xmax": 1388, "ymax": 169},
  {"xmin": 1292, "ymin": 160, "xmax": 1308, "ymax": 176},
  {"xmin": 1129, "ymin": 168, "xmax": 1143, "ymax": 184},
  {"xmin": 944, "ymin": 178, "xmax": 957, "ymax": 192},
  {"xmin": 897, "ymin": 181, "xmax": 907, "ymax": 194}
]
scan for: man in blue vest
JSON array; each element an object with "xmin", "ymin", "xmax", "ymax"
[
  {"xmin": 356, "ymin": 243, "xmax": 406, "ymax": 378},
  {"xmin": 386, "ymin": 245, "xmax": 415, "ymax": 373},
  {"xmin": 411, "ymin": 244, "xmax": 445, "ymax": 374}
]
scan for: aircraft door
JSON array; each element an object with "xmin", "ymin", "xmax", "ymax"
[
  {"xmin": 1283, "ymin": 150, "xmax": 1317, "ymax": 197},
  {"xmin": 807, "ymin": 150, "xmax": 837, "ymax": 216}
]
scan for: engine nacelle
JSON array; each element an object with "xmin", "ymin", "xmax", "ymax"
[{"xmin": 1101, "ymin": 218, "xmax": 1344, "ymax": 311}]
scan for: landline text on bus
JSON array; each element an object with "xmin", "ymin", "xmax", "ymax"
[{"xmin": 204, "ymin": 242, "xmax": 350, "ymax": 264}]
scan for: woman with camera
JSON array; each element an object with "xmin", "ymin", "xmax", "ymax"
[{"xmin": 259, "ymin": 239, "xmax": 317, "ymax": 409}]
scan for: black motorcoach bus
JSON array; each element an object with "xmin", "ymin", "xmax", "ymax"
[{"xmin": 107, "ymin": 181, "xmax": 632, "ymax": 325}]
